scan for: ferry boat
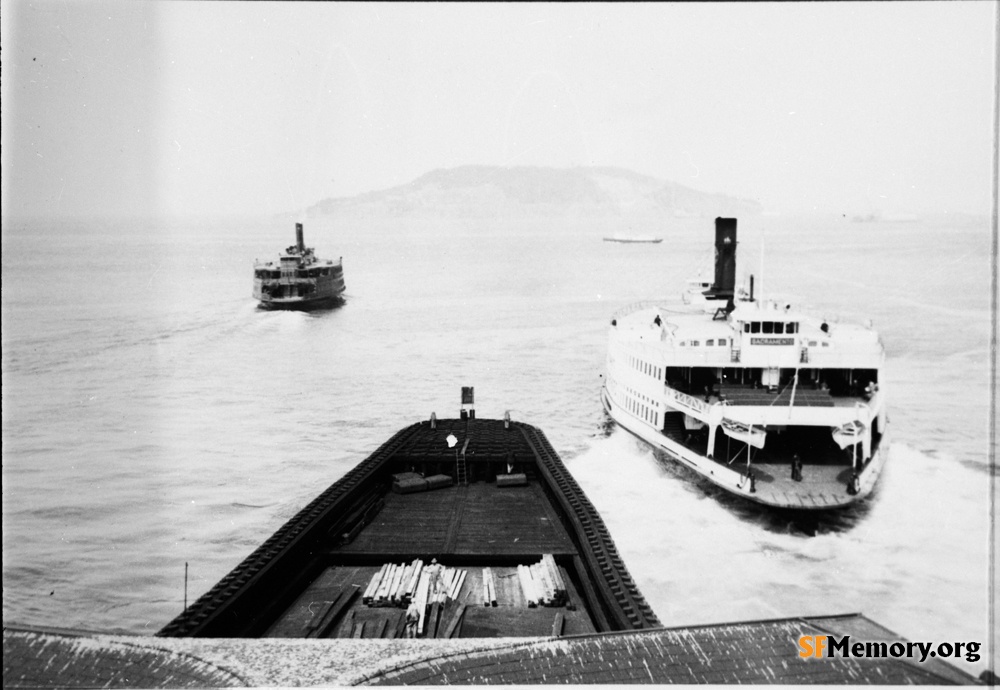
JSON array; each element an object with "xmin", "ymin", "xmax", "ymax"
[
  {"xmin": 253, "ymin": 222, "xmax": 345, "ymax": 310},
  {"xmin": 601, "ymin": 217, "xmax": 888, "ymax": 510}
]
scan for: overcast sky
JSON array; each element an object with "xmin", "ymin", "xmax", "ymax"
[{"xmin": 2, "ymin": 1, "xmax": 995, "ymax": 218}]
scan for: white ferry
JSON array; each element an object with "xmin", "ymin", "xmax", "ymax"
[{"xmin": 601, "ymin": 218, "xmax": 888, "ymax": 510}]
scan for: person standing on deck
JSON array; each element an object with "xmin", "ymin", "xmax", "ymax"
[{"xmin": 405, "ymin": 601, "xmax": 421, "ymax": 638}]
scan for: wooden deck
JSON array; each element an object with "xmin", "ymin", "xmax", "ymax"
[
  {"xmin": 264, "ymin": 480, "xmax": 593, "ymax": 639},
  {"xmin": 337, "ymin": 482, "xmax": 577, "ymax": 557},
  {"xmin": 719, "ymin": 384, "xmax": 836, "ymax": 407},
  {"xmin": 725, "ymin": 462, "xmax": 861, "ymax": 508},
  {"xmin": 265, "ymin": 561, "xmax": 595, "ymax": 639}
]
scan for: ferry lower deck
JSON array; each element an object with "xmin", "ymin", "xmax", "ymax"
[{"xmin": 603, "ymin": 388, "xmax": 889, "ymax": 510}]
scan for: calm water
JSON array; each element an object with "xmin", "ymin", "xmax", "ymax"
[{"xmin": 2, "ymin": 212, "xmax": 994, "ymax": 672}]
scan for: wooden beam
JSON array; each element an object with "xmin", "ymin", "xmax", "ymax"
[
  {"xmin": 442, "ymin": 604, "xmax": 468, "ymax": 639},
  {"xmin": 312, "ymin": 586, "xmax": 359, "ymax": 639},
  {"xmin": 552, "ymin": 611, "xmax": 565, "ymax": 637}
]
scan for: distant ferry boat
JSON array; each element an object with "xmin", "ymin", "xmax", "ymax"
[
  {"xmin": 253, "ymin": 223, "xmax": 345, "ymax": 310},
  {"xmin": 603, "ymin": 235, "xmax": 663, "ymax": 244},
  {"xmin": 601, "ymin": 217, "xmax": 888, "ymax": 510}
]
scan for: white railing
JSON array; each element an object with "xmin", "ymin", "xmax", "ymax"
[
  {"xmin": 664, "ymin": 386, "xmax": 710, "ymax": 415},
  {"xmin": 610, "ymin": 300, "xmax": 665, "ymax": 321}
]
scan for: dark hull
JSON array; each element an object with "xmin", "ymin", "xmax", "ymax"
[
  {"xmin": 159, "ymin": 417, "xmax": 658, "ymax": 639},
  {"xmin": 255, "ymin": 293, "xmax": 345, "ymax": 311}
]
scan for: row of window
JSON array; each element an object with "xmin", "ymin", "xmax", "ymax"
[
  {"xmin": 742, "ymin": 321, "xmax": 799, "ymax": 334},
  {"xmin": 679, "ymin": 338, "xmax": 730, "ymax": 348},
  {"xmin": 255, "ymin": 267, "xmax": 338, "ymax": 279},
  {"xmin": 607, "ymin": 376, "xmax": 660, "ymax": 428},
  {"xmin": 624, "ymin": 384, "xmax": 660, "ymax": 428},
  {"xmin": 628, "ymin": 354, "xmax": 662, "ymax": 382}
]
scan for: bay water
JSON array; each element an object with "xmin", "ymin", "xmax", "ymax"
[{"xmin": 2, "ymin": 212, "xmax": 993, "ymax": 673}]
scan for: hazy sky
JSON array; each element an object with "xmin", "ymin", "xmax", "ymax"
[{"xmin": 2, "ymin": 1, "xmax": 995, "ymax": 218}]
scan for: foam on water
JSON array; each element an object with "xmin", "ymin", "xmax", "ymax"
[{"xmin": 566, "ymin": 431, "xmax": 993, "ymax": 673}]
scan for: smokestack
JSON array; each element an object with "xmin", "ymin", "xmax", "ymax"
[
  {"xmin": 705, "ymin": 218, "xmax": 737, "ymax": 309},
  {"xmin": 295, "ymin": 223, "xmax": 305, "ymax": 253}
]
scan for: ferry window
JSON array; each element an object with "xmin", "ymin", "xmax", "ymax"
[
  {"xmin": 762, "ymin": 322, "xmax": 774, "ymax": 334},
  {"xmin": 707, "ymin": 339, "xmax": 715, "ymax": 346},
  {"xmin": 692, "ymin": 341, "xmax": 700, "ymax": 347},
  {"xmin": 718, "ymin": 339, "xmax": 727, "ymax": 346},
  {"xmin": 751, "ymin": 323, "xmax": 761, "ymax": 334},
  {"xmin": 774, "ymin": 323, "xmax": 784, "ymax": 334},
  {"xmin": 743, "ymin": 323, "xmax": 750, "ymax": 333},
  {"xmin": 789, "ymin": 323, "xmax": 798, "ymax": 334},
  {"xmin": 809, "ymin": 341, "xmax": 817, "ymax": 347}
]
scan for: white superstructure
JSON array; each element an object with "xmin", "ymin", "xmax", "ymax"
[{"xmin": 601, "ymin": 218, "xmax": 888, "ymax": 510}]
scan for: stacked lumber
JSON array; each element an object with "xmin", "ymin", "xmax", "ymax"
[
  {"xmin": 363, "ymin": 559, "xmax": 425, "ymax": 607},
  {"xmin": 517, "ymin": 554, "xmax": 568, "ymax": 608},
  {"xmin": 364, "ymin": 560, "xmax": 468, "ymax": 614}
]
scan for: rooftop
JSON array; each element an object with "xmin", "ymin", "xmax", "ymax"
[{"xmin": 5, "ymin": 614, "xmax": 980, "ymax": 687}]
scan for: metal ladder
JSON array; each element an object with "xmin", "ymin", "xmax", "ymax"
[{"xmin": 456, "ymin": 437, "xmax": 470, "ymax": 485}]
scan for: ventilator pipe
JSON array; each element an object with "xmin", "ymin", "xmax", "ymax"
[
  {"xmin": 430, "ymin": 412, "xmax": 437, "ymax": 429},
  {"xmin": 504, "ymin": 411, "xmax": 511, "ymax": 430}
]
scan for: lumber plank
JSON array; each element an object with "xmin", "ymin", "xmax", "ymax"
[
  {"xmin": 427, "ymin": 601, "xmax": 441, "ymax": 639},
  {"xmin": 305, "ymin": 589, "xmax": 344, "ymax": 638},
  {"xmin": 442, "ymin": 603, "xmax": 468, "ymax": 639},
  {"xmin": 552, "ymin": 611, "xmax": 565, "ymax": 637},
  {"xmin": 315, "ymin": 587, "xmax": 359, "ymax": 639},
  {"xmin": 335, "ymin": 611, "xmax": 355, "ymax": 639}
]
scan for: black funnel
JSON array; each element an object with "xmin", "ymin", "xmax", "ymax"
[
  {"xmin": 295, "ymin": 223, "xmax": 305, "ymax": 253},
  {"xmin": 704, "ymin": 217, "xmax": 737, "ymax": 307}
]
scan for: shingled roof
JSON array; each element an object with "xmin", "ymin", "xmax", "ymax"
[{"xmin": 360, "ymin": 614, "xmax": 980, "ymax": 685}]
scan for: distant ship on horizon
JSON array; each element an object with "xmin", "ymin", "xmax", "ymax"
[{"xmin": 603, "ymin": 235, "xmax": 663, "ymax": 244}]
